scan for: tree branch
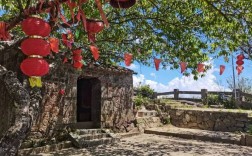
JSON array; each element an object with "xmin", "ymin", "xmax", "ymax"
[
  {"xmin": 16, "ymin": 0, "xmax": 24, "ymax": 13},
  {"xmin": 6, "ymin": 0, "xmax": 68, "ymax": 31},
  {"xmin": 203, "ymin": 0, "xmax": 231, "ymax": 22}
]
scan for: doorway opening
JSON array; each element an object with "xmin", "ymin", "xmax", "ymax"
[{"xmin": 77, "ymin": 77, "xmax": 101, "ymax": 128}]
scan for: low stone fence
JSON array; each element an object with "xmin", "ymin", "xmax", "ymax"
[{"xmin": 169, "ymin": 108, "xmax": 252, "ymax": 132}]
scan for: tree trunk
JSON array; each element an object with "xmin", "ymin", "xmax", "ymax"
[{"xmin": 0, "ymin": 65, "xmax": 41, "ymax": 156}]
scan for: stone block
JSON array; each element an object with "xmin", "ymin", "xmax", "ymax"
[
  {"xmin": 176, "ymin": 110, "xmax": 184, "ymax": 116},
  {"xmin": 185, "ymin": 114, "xmax": 190, "ymax": 122},
  {"xmin": 246, "ymin": 135, "xmax": 252, "ymax": 146}
]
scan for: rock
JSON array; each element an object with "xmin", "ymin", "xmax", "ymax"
[
  {"xmin": 185, "ymin": 114, "xmax": 190, "ymax": 122},
  {"xmin": 176, "ymin": 110, "xmax": 184, "ymax": 116}
]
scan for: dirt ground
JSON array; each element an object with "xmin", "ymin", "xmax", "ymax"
[{"xmin": 37, "ymin": 134, "xmax": 252, "ymax": 156}]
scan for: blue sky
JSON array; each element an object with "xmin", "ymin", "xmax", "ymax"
[{"xmin": 121, "ymin": 54, "xmax": 252, "ymax": 92}]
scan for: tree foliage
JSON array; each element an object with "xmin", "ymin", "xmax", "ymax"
[{"xmin": 1, "ymin": 0, "xmax": 252, "ymax": 78}]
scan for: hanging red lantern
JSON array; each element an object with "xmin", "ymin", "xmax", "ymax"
[
  {"xmin": 0, "ymin": 21, "xmax": 11, "ymax": 41},
  {"xmin": 86, "ymin": 19, "xmax": 104, "ymax": 33},
  {"xmin": 197, "ymin": 63, "xmax": 205, "ymax": 73},
  {"xmin": 124, "ymin": 53, "xmax": 133, "ymax": 66},
  {"xmin": 180, "ymin": 62, "xmax": 187, "ymax": 73},
  {"xmin": 21, "ymin": 38, "xmax": 50, "ymax": 56},
  {"xmin": 73, "ymin": 61, "xmax": 83, "ymax": 69},
  {"xmin": 20, "ymin": 58, "xmax": 49, "ymax": 76},
  {"xmin": 73, "ymin": 55, "xmax": 83, "ymax": 61},
  {"xmin": 88, "ymin": 32, "xmax": 96, "ymax": 43},
  {"xmin": 154, "ymin": 58, "xmax": 161, "ymax": 71},
  {"xmin": 73, "ymin": 49, "xmax": 82, "ymax": 55},
  {"xmin": 90, "ymin": 45, "xmax": 99, "ymax": 61},
  {"xmin": 237, "ymin": 54, "xmax": 245, "ymax": 60},
  {"xmin": 110, "ymin": 0, "xmax": 136, "ymax": 8},
  {"xmin": 236, "ymin": 65, "xmax": 244, "ymax": 75},
  {"xmin": 220, "ymin": 65, "xmax": 225, "ymax": 75},
  {"xmin": 49, "ymin": 37, "xmax": 59, "ymax": 53},
  {"xmin": 236, "ymin": 60, "xmax": 244, "ymax": 66},
  {"xmin": 21, "ymin": 16, "xmax": 51, "ymax": 88},
  {"xmin": 21, "ymin": 17, "xmax": 51, "ymax": 37}
]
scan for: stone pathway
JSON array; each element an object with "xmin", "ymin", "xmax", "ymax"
[
  {"xmin": 35, "ymin": 134, "xmax": 252, "ymax": 156},
  {"xmin": 145, "ymin": 125, "xmax": 242, "ymax": 145}
]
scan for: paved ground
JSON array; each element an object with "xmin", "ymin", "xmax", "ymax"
[{"xmin": 36, "ymin": 134, "xmax": 252, "ymax": 156}]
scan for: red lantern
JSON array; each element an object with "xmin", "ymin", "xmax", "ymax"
[
  {"xmin": 73, "ymin": 55, "xmax": 83, "ymax": 61},
  {"xmin": 236, "ymin": 60, "xmax": 244, "ymax": 66},
  {"xmin": 73, "ymin": 61, "xmax": 83, "ymax": 69},
  {"xmin": 21, "ymin": 17, "xmax": 51, "ymax": 37},
  {"xmin": 90, "ymin": 45, "xmax": 99, "ymax": 61},
  {"xmin": 124, "ymin": 53, "xmax": 133, "ymax": 66},
  {"xmin": 20, "ymin": 58, "xmax": 49, "ymax": 76},
  {"xmin": 21, "ymin": 38, "xmax": 50, "ymax": 56},
  {"xmin": 237, "ymin": 54, "xmax": 245, "ymax": 60},
  {"xmin": 110, "ymin": 0, "xmax": 136, "ymax": 8},
  {"xmin": 180, "ymin": 62, "xmax": 187, "ymax": 73},
  {"xmin": 220, "ymin": 65, "xmax": 225, "ymax": 75},
  {"xmin": 197, "ymin": 63, "xmax": 205, "ymax": 73},
  {"xmin": 154, "ymin": 58, "xmax": 161, "ymax": 71},
  {"xmin": 73, "ymin": 49, "xmax": 82, "ymax": 55},
  {"xmin": 49, "ymin": 37, "xmax": 59, "ymax": 53},
  {"xmin": 86, "ymin": 19, "xmax": 104, "ymax": 33}
]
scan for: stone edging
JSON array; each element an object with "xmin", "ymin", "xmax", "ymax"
[{"xmin": 18, "ymin": 141, "xmax": 72, "ymax": 156}]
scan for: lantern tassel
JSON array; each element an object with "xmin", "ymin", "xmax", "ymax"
[
  {"xmin": 90, "ymin": 45, "xmax": 100, "ymax": 61},
  {"xmin": 29, "ymin": 77, "xmax": 42, "ymax": 88},
  {"xmin": 95, "ymin": 0, "xmax": 109, "ymax": 27},
  {"xmin": 79, "ymin": 8, "xmax": 87, "ymax": 31}
]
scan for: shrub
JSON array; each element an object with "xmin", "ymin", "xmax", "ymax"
[
  {"xmin": 133, "ymin": 95, "xmax": 149, "ymax": 108},
  {"xmin": 135, "ymin": 85, "xmax": 154, "ymax": 98},
  {"xmin": 207, "ymin": 94, "xmax": 220, "ymax": 105},
  {"xmin": 223, "ymin": 97, "xmax": 236, "ymax": 109}
]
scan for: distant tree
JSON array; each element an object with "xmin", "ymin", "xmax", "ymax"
[{"xmin": 227, "ymin": 77, "xmax": 252, "ymax": 93}]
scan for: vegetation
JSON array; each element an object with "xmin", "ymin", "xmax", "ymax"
[
  {"xmin": 248, "ymin": 125, "xmax": 252, "ymax": 135},
  {"xmin": 134, "ymin": 85, "xmax": 154, "ymax": 98},
  {"xmin": 227, "ymin": 77, "xmax": 252, "ymax": 94},
  {"xmin": 203, "ymin": 93, "xmax": 236, "ymax": 109},
  {"xmin": 133, "ymin": 95, "xmax": 149, "ymax": 108},
  {"xmin": 1, "ymin": 0, "xmax": 252, "ymax": 155},
  {"xmin": 133, "ymin": 85, "xmax": 154, "ymax": 108}
]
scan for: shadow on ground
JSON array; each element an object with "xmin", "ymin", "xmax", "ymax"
[{"xmin": 35, "ymin": 134, "xmax": 252, "ymax": 156}]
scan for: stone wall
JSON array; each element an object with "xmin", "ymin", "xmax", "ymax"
[
  {"xmin": 169, "ymin": 108, "xmax": 252, "ymax": 132},
  {"xmin": 0, "ymin": 80, "xmax": 15, "ymax": 138},
  {"xmin": 81, "ymin": 67, "xmax": 134, "ymax": 132},
  {"xmin": 30, "ymin": 64, "xmax": 134, "ymax": 137},
  {"xmin": 0, "ymin": 44, "xmax": 134, "ymax": 137}
]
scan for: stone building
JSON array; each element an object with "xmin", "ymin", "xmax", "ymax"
[{"xmin": 0, "ymin": 59, "xmax": 135, "ymax": 138}]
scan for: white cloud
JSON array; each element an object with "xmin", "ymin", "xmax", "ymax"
[
  {"xmin": 150, "ymin": 73, "xmax": 156, "ymax": 79},
  {"xmin": 166, "ymin": 67, "xmax": 227, "ymax": 92},
  {"xmin": 127, "ymin": 63, "xmax": 139, "ymax": 70},
  {"xmin": 133, "ymin": 65, "xmax": 230, "ymax": 93},
  {"xmin": 133, "ymin": 74, "xmax": 145, "ymax": 87}
]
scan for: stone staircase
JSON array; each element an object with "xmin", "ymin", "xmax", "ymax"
[{"xmin": 68, "ymin": 129, "xmax": 119, "ymax": 148}]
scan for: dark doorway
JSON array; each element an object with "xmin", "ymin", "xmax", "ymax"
[{"xmin": 77, "ymin": 77, "xmax": 101, "ymax": 128}]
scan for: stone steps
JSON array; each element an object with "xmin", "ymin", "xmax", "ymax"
[
  {"xmin": 69, "ymin": 129, "xmax": 119, "ymax": 148},
  {"xmin": 144, "ymin": 126, "xmax": 243, "ymax": 145},
  {"xmin": 80, "ymin": 138, "xmax": 117, "ymax": 148}
]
